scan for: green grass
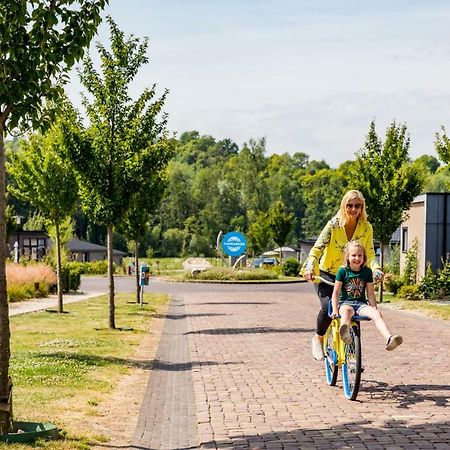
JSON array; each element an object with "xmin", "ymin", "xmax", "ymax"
[
  {"xmin": 1, "ymin": 292, "xmax": 167, "ymax": 449},
  {"xmin": 383, "ymin": 294, "xmax": 450, "ymax": 320}
]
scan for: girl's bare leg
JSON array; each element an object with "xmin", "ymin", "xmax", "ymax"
[{"xmin": 359, "ymin": 305, "xmax": 391, "ymax": 340}]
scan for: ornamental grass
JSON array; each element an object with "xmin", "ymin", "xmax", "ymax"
[{"xmin": 6, "ymin": 263, "xmax": 57, "ymax": 302}]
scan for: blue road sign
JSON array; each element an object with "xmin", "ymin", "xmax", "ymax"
[{"xmin": 221, "ymin": 231, "xmax": 247, "ymax": 257}]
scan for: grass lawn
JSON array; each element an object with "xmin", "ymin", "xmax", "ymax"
[
  {"xmin": 2, "ymin": 292, "xmax": 167, "ymax": 449},
  {"xmin": 383, "ymin": 294, "xmax": 450, "ymax": 321}
]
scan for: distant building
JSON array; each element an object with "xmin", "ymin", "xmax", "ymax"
[
  {"xmin": 400, "ymin": 193, "xmax": 450, "ymax": 279},
  {"xmin": 8, "ymin": 232, "xmax": 126, "ymax": 266}
]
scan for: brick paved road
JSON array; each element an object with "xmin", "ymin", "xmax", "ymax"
[{"xmin": 132, "ymin": 283, "xmax": 450, "ymax": 450}]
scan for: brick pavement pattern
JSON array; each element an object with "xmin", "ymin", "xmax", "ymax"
[
  {"xmin": 132, "ymin": 295, "xmax": 198, "ymax": 450},
  {"xmin": 133, "ymin": 284, "xmax": 450, "ymax": 450}
]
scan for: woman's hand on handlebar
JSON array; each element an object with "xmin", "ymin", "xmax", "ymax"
[
  {"xmin": 330, "ymin": 308, "xmax": 339, "ymax": 319},
  {"xmin": 304, "ymin": 270, "xmax": 315, "ymax": 282}
]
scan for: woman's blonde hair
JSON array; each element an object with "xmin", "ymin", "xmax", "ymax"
[
  {"xmin": 343, "ymin": 240, "xmax": 367, "ymax": 267},
  {"xmin": 335, "ymin": 190, "xmax": 368, "ymax": 226}
]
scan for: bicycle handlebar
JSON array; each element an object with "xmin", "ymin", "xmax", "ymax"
[{"xmin": 312, "ymin": 276, "xmax": 335, "ymax": 286}]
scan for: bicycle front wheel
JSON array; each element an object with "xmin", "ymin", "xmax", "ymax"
[
  {"xmin": 342, "ymin": 324, "xmax": 361, "ymax": 400},
  {"xmin": 324, "ymin": 327, "xmax": 338, "ymax": 386}
]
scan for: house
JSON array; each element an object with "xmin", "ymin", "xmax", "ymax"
[
  {"xmin": 66, "ymin": 238, "xmax": 127, "ymax": 265},
  {"xmin": 7, "ymin": 230, "xmax": 48, "ymax": 261},
  {"xmin": 8, "ymin": 231, "xmax": 127, "ymax": 266},
  {"xmin": 400, "ymin": 193, "xmax": 450, "ymax": 279}
]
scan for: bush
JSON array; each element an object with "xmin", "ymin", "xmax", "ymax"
[
  {"xmin": 417, "ymin": 259, "xmax": 450, "ymax": 299},
  {"xmin": 397, "ymin": 284, "xmax": 421, "ymax": 300},
  {"xmin": 417, "ymin": 264, "xmax": 440, "ymax": 299},
  {"xmin": 185, "ymin": 267, "xmax": 278, "ymax": 281},
  {"xmin": 281, "ymin": 258, "xmax": 301, "ymax": 277},
  {"xmin": 383, "ymin": 273, "xmax": 404, "ymax": 295},
  {"xmin": 61, "ymin": 265, "xmax": 82, "ymax": 293}
]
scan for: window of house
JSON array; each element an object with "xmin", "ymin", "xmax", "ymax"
[
  {"xmin": 23, "ymin": 238, "xmax": 46, "ymax": 260},
  {"xmin": 401, "ymin": 227, "xmax": 408, "ymax": 253}
]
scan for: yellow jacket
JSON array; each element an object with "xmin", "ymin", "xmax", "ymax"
[{"xmin": 301, "ymin": 217, "xmax": 381, "ymax": 276}]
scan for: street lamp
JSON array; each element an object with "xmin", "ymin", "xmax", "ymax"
[{"xmin": 12, "ymin": 215, "xmax": 24, "ymax": 263}]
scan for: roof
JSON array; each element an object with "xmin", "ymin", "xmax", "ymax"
[{"xmin": 67, "ymin": 238, "xmax": 127, "ymax": 256}]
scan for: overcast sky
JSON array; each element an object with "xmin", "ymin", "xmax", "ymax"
[{"xmin": 66, "ymin": 0, "xmax": 450, "ymax": 167}]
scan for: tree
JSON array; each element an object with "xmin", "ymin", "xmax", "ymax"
[
  {"xmin": 352, "ymin": 120, "xmax": 424, "ymax": 301},
  {"xmin": 62, "ymin": 17, "xmax": 172, "ymax": 328},
  {"xmin": 0, "ymin": 0, "xmax": 107, "ymax": 431},
  {"xmin": 117, "ymin": 176, "xmax": 169, "ymax": 303},
  {"xmin": 435, "ymin": 126, "xmax": 450, "ymax": 164},
  {"xmin": 300, "ymin": 168, "xmax": 348, "ymax": 238},
  {"xmin": 267, "ymin": 201, "xmax": 295, "ymax": 261},
  {"xmin": 7, "ymin": 122, "xmax": 79, "ymax": 313},
  {"xmin": 247, "ymin": 212, "xmax": 272, "ymax": 256}
]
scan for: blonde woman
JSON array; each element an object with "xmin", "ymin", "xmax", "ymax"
[{"xmin": 302, "ymin": 190, "xmax": 383, "ymax": 360}]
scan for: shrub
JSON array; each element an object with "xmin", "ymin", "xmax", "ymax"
[
  {"xmin": 437, "ymin": 259, "xmax": 450, "ymax": 296},
  {"xmin": 186, "ymin": 267, "xmax": 278, "ymax": 281},
  {"xmin": 397, "ymin": 284, "xmax": 421, "ymax": 300},
  {"xmin": 383, "ymin": 273, "xmax": 404, "ymax": 295},
  {"xmin": 281, "ymin": 258, "xmax": 301, "ymax": 277},
  {"xmin": 61, "ymin": 265, "xmax": 82, "ymax": 293},
  {"xmin": 417, "ymin": 264, "xmax": 440, "ymax": 299},
  {"xmin": 402, "ymin": 238, "xmax": 418, "ymax": 285}
]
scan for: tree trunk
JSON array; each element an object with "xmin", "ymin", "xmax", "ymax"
[
  {"xmin": 378, "ymin": 242, "xmax": 385, "ymax": 303},
  {"xmin": 107, "ymin": 225, "xmax": 115, "ymax": 329},
  {"xmin": 135, "ymin": 241, "xmax": 140, "ymax": 304},
  {"xmin": 55, "ymin": 222, "xmax": 64, "ymax": 313},
  {"xmin": 0, "ymin": 127, "xmax": 12, "ymax": 432}
]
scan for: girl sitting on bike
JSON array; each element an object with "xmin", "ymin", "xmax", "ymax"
[{"xmin": 331, "ymin": 240, "xmax": 403, "ymax": 351}]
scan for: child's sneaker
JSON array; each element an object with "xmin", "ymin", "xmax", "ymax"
[
  {"xmin": 386, "ymin": 335, "xmax": 403, "ymax": 351},
  {"xmin": 339, "ymin": 323, "xmax": 351, "ymax": 344}
]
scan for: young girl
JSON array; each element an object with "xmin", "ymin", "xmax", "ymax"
[{"xmin": 331, "ymin": 241, "xmax": 403, "ymax": 351}]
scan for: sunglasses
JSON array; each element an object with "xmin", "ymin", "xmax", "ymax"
[{"xmin": 346, "ymin": 203, "xmax": 363, "ymax": 209}]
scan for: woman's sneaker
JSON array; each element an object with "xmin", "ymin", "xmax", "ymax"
[
  {"xmin": 386, "ymin": 335, "xmax": 403, "ymax": 351},
  {"xmin": 311, "ymin": 336, "xmax": 324, "ymax": 360},
  {"xmin": 339, "ymin": 324, "xmax": 352, "ymax": 344}
]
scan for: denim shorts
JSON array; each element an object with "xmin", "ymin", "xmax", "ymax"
[{"xmin": 339, "ymin": 300, "xmax": 369, "ymax": 315}]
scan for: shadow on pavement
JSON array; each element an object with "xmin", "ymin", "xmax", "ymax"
[
  {"xmin": 195, "ymin": 301, "xmax": 273, "ymax": 305},
  {"xmin": 152, "ymin": 312, "xmax": 228, "ymax": 320},
  {"xmin": 152, "ymin": 359, "xmax": 241, "ymax": 371},
  {"xmin": 362, "ymin": 380, "xmax": 450, "ymax": 408},
  {"xmin": 199, "ymin": 418, "xmax": 450, "ymax": 449},
  {"xmin": 185, "ymin": 326, "xmax": 315, "ymax": 335}
]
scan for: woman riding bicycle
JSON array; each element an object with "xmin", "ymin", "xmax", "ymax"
[{"xmin": 301, "ymin": 189, "xmax": 383, "ymax": 360}]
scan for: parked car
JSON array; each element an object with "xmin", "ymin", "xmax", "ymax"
[{"xmin": 250, "ymin": 257, "xmax": 279, "ymax": 268}]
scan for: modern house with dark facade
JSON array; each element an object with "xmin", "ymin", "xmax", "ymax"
[{"xmin": 400, "ymin": 193, "xmax": 450, "ymax": 279}]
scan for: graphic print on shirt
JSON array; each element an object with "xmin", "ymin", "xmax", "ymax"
[{"xmin": 345, "ymin": 277, "xmax": 365, "ymax": 299}]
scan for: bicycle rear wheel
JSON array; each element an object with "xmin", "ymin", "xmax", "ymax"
[
  {"xmin": 342, "ymin": 324, "xmax": 361, "ymax": 400},
  {"xmin": 324, "ymin": 327, "xmax": 338, "ymax": 386}
]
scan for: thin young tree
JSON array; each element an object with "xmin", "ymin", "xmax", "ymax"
[
  {"xmin": 117, "ymin": 176, "xmax": 169, "ymax": 304},
  {"xmin": 7, "ymin": 122, "xmax": 79, "ymax": 314},
  {"xmin": 0, "ymin": 0, "xmax": 107, "ymax": 431},
  {"xmin": 352, "ymin": 120, "xmax": 423, "ymax": 302},
  {"xmin": 267, "ymin": 201, "xmax": 296, "ymax": 262},
  {"xmin": 62, "ymin": 17, "xmax": 173, "ymax": 328}
]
